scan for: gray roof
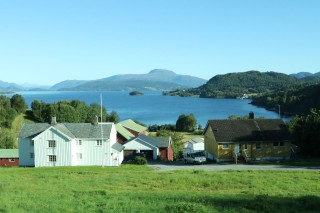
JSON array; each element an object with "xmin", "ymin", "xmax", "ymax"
[
  {"xmin": 189, "ymin": 138, "xmax": 204, "ymax": 144},
  {"xmin": 112, "ymin": 143, "xmax": 124, "ymax": 152},
  {"xmin": 19, "ymin": 122, "xmax": 113, "ymax": 139},
  {"xmin": 125, "ymin": 134, "xmax": 170, "ymax": 148},
  {"xmin": 205, "ymin": 119, "xmax": 292, "ymax": 143},
  {"xmin": 154, "ymin": 136, "xmax": 171, "ymax": 147}
]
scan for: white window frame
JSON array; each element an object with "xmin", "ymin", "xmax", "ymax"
[
  {"xmin": 76, "ymin": 153, "xmax": 83, "ymax": 160},
  {"xmin": 9, "ymin": 158, "xmax": 15, "ymax": 162},
  {"xmin": 221, "ymin": 144, "xmax": 229, "ymax": 149},
  {"xmin": 48, "ymin": 155, "xmax": 56, "ymax": 162},
  {"xmin": 48, "ymin": 140, "xmax": 56, "ymax": 148}
]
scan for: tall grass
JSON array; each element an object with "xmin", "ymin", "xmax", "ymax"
[{"xmin": 0, "ymin": 166, "xmax": 319, "ymax": 212}]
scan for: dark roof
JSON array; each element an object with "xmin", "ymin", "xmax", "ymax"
[
  {"xmin": 154, "ymin": 136, "xmax": 171, "ymax": 147},
  {"xmin": 205, "ymin": 119, "xmax": 292, "ymax": 143},
  {"xmin": 19, "ymin": 123, "xmax": 113, "ymax": 139},
  {"xmin": 125, "ymin": 134, "xmax": 169, "ymax": 148}
]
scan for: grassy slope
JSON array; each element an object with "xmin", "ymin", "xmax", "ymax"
[
  {"xmin": 9, "ymin": 113, "xmax": 33, "ymax": 148},
  {"xmin": 0, "ymin": 166, "xmax": 319, "ymax": 213}
]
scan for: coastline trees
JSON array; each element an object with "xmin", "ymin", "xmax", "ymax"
[
  {"xmin": 31, "ymin": 100, "xmax": 119, "ymax": 124},
  {"xmin": 176, "ymin": 113, "xmax": 197, "ymax": 132}
]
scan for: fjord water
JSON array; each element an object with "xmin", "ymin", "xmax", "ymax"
[{"xmin": 17, "ymin": 91, "xmax": 279, "ymax": 126}]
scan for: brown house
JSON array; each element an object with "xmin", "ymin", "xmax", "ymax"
[
  {"xmin": 0, "ymin": 149, "xmax": 19, "ymax": 167},
  {"xmin": 203, "ymin": 119, "xmax": 292, "ymax": 163}
]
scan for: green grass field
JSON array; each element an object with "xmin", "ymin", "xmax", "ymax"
[{"xmin": 0, "ymin": 166, "xmax": 319, "ymax": 213}]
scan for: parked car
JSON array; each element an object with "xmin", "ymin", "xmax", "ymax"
[{"xmin": 183, "ymin": 151, "xmax": 206, "ymax": 164}]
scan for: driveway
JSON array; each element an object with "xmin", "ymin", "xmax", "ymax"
[{"xmin": 147, "ymin": 161, "xmax": 320, "ymax": 172}]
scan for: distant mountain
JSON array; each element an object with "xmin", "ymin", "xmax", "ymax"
[
  {"xmin": 102, "ymin": 69, "xmax": 207, "ymax": 88},
  {"xmin": 50, "ymin": 80, "xmax": 90, "ymax": 90},
  {"xmin": 290, "ymin": 72, "xmax": 314, "ymax": 79},
  {"xmin": 61, "ymin": 80, "xmax": 185, "ymax": 91},
  {"xmin": 54, "ymin": 69, "xmax": 207, "ymax": 91},
  {"xmin": 164, "ymin": 71, "xmax": 300, "ymax": 98},
  {"xmin": 290, "ymin": 71, "xmax": 320, "ymax": 79},
  {"xmin": 0, "ymin": 80, "xmax": 23, "ymax": 92}
]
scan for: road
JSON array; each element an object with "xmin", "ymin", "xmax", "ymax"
[{"xmin": 147, "ymin": 161, "xmax": 320, "ymax": 172}]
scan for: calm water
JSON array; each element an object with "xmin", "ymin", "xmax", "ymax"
[{"xmin": 13, "ymin": 91, "xmax": 280, "ymax": 126}]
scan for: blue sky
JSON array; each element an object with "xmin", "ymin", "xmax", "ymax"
[{"xmin": 0, "ymin": 0, "xmax": 319, "ymax": 85}]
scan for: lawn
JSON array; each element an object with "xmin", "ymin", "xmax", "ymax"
[{"xmin": 0, "ymin": 166, "xmax": 319, "ymax": 213}]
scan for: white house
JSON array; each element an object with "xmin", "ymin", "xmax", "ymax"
[
  {"xmin": 185, "ymin": 138, "xmax": 204, "ymax": 153},
  {"xmin": 18, "ymin": 118, "xmax": 124, "ymax": 167}
]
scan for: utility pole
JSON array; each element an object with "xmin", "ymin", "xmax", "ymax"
[{"xmin": 278, "ymin": 105, "xmax": 281, "ymax": 118}]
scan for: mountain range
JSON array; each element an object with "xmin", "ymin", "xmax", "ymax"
[
  {"xmin": 1, "ymin": 69, "xmax": 319, "ymax": 93},
  {"xmin": 52, "ymin": 69, "xmax": 207, "ymax": 91}
]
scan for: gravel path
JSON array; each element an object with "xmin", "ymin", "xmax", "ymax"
[{"xmin": 147, "ymin": 161, "xmax": 320, "ymax": 172}]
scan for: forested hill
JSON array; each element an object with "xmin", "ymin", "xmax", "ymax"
[
  {"xmin": 164, "ymin": 71, "xmax": 301, "ymax": 98},
  {"xmin": 251, "ymin": 83, "xmax": 320, "ymax": 116}
]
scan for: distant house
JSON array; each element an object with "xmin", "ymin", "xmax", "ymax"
[
  {"xmin": 18, "ymin": 117, "xmax": 124, "ymax": 167},
  {"xmin": 0, "ymin": 149, "xmax": 19, "ymax": 167},
  {"xmin": 185, "ymin": 138, "xmax": 204, "ymax": 153},
  {"xmin": 118, "ymin": 119, "xmax": 148, "ymax": 136},
  {"xmin": 203, "ymin": 119, "xmax": 292, "ymax": 163},
  {"xmin": 123, "ymin": 134, "xmax": 173, "ymax": 161},
  {"xmin": 115, "ymin": 123, "xmax": 135, "ymax": 144}
]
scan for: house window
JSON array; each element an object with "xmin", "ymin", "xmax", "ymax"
[
  {"xmin": 30, "ymin": 140, "xmax": 34, "ymax": 146},
  {"xmin": 30, "ymin": 153, "xmax": 34, "ymax": 159},
  {"xmin": 97, "ymin": 140, "xmax": 102, "ymax": 146},
  {"xmin": 48, "ymin": 140, "xmax": 56, "ymax": 148},
  {"xmin": 76, "ymin": 153, "xmax": 83, "ymax": 160},
  {"xmin": 256, "ymin": 143, "xmax": 262, "ymax": 150},
  {"xmin": 222, "ymin": 144, "xmax": 229, "ymax": 149},
  {"xmin": 244, "ymin": 144, "xmax": 248, "ymax": 150},
  {"xmin": 9, "ymin": 158, "xmax": 15, "ymax": 162},
  {"xmin": 273, "ymin": 142, "xmax": 284, "ymax": 147},
  {"xmin": 76, "ymin": 140, "xmax": 82, "ymax": 146},
  {"xmin": 48, "ymin": 155, "xmax": 56, "ymax": 162}
]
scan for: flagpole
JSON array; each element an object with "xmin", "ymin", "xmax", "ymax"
[{"xmin": 101, "ymin": 93, "xmax": 104, "ymax": 167}]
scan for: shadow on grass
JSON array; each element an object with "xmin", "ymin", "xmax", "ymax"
[{"xmin": 158, "ymin": 194, "xmax": 320, "ymax": 213}]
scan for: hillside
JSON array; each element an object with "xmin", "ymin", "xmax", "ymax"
[
  {"xmin": 50, "ymin": 80, "xmax": 90, "ymax": 90},
  {"xmin": 164, "ymin": 71, "xmax": 300, "ymax": 98},
  {"xmin": 251, "ymin": 83, "xmax": 320, "ymax": 115}
]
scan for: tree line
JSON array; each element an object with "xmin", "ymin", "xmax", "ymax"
[
  {"xmin": 0, "ymin": 94, "xmax": 27, "ymax": 148},
  {"xmin": 31, "ymin": 100, "xmax": 119, "ymax": 123}
]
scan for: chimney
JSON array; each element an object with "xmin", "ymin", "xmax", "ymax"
[
  {"xmin": 51, "ymin": 116, "xmax": 57, "ymax": 125},
  {"xmin": 249, "ymin": 112, "xmax": 254, "ymax": 119}
]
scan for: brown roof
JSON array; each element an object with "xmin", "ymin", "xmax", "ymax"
[{"xmin": 205, "ymin": 119, "xmax": 292, "ymax": 143}]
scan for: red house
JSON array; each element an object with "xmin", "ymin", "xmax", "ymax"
[{"xmin": 0, "ymin": 149, "xmax": 19, "ymax": 167}]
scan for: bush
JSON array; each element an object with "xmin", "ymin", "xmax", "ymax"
[{"xmin": 134, "ymin": 156, "xmax": 147, "ymax": 165}]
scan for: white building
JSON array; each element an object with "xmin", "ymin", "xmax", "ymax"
[
  {"xmin": 18, "ymin": 118, "xmax": 124, "ymax": 167},
  {"xmin": 185, "ymin": 138, "xmax": 204, "ymax": 153}
]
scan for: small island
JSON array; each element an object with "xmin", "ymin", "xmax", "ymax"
[{"xmin": 129, "ymin": 91, "xmax": 144, "ymax": 96}]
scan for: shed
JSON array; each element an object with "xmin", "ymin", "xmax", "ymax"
[{"xmin": 0, "ymin": 149, "xmax": 19, "ymax": 167}]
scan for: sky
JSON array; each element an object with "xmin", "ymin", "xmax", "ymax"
[{"xmin": 0, "ymin": 0, "xmax": 319, "ymax": 85}]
